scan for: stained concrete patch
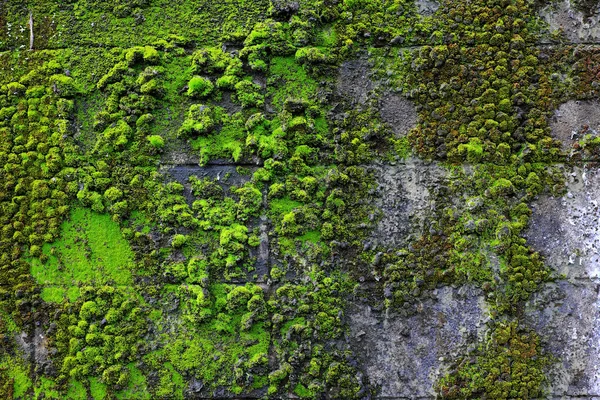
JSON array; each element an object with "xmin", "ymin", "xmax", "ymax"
[
  {"xmin": 336, "ymin": 59, "xmax": 374, "ymax": 106},
  {"xmin": 348, "ymin": 285, "xmax": 487, "ymax": 398},
  {"xmin": 525, "ymin": 280, "xmax": 600, "ymax": 396},
  {"xmin": 368, "ymin": 159, "xmax": 446, "ymax": 248},
  {"xmin": 335, "ymin": 58, "xmax": 417, "ymax": 137},
  {"xmin": 162, "ymin": 137, "xmax": 199, "ymax": 165},
  {"xmin": 16, "ymin": 327, "xmax": 53, "ymax": 374},
  {"xmin": 525, "ymin": 163, "xmax": 600, "ymax": 397},
  {"xmin": 540, "ymin": 0, "xmax": 600, "ymax": 43},
  {"xmin": 550, "ymin": 100, "xmax": 600, "ymax": 150},
  {"xmin": 526, "ymin": 165, "xmax": 600, "ymax": 280},
  {"xmin": 379, "ymin": 92, "xmax": 418, "ymax": 137},
  {"xmin": 416, "ymin": 0, "xmax": 439, "ymax": 16}
]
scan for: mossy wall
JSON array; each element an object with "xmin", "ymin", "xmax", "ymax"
[{"xmin": 0, "ymin": 0, "xmax": 598, "ymax": 398}]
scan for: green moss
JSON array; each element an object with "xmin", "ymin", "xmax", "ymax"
[
  {"xmin": 297, "ymin": 230, "xmax": 321, "ymax": 244},
  {"xmin": 187, "ymin": 76, "xmax": 214, "ymax": 98},
  {"xmin": 268, "ymin": 56, "xmax": 318, "ymax": 110},
  {"xmin": 392, "ymin": 137, "xmax": 412, "ymax": 159},
  {"xmin": 149, "ymin": 283, "xmax": 270, "ymax": 394},
  {"xmin": 34, "ymin": 378, "xmax": 61, "ymax": 399},
  {"xmin": 114, "ymin": 364, "xmax": 150, "ymax": 400},
  {"xmin": 0, "ymin": 0, "xmax": 569, "ymax": 396},
  {"xmin": 294, "ymin": 383, "xmax": 314, "ymax": 398},
  {"xmin": 437, "ymin": 321, "xmax": 548, "ymax": 399},
  {"xmin": 89, "ymin": 377, "xmax": 107, "ymax": 400},
  {"xmin": 270, "ymin": 197, "xmax": 302, "ymax": 215},
  {"xmin": 6, "ymin": 357, "xmax": 32, "ymax": 398},
  {"xmin": 30, "ymin": 207, "xmax": 134, "ymax": 292},
  {"xmin": 66, "ymin": 379, "xmax": 86, "ymax": 400},
  {"xmin": 146, "ymin": 134, "xmax": 164, "ymax": 148},
  {"xmin": 41, "ymin": 286, "xmax": 67, "ymax": 303},
  {"xmin": 191, "ymin": 115, "xmax": 245, "ymax": 165}
]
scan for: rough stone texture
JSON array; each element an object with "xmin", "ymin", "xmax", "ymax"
[
  {"xmin": 525, "ymin": 280, "xmax": 600, "ymax": 397},
  {"xmin": 336, "ymin": 59, "xmax": 374, "ymax": 106},
  {"xmin": 526, "ymin": 165, "xmax": 600, "ymax": 280},
  {"xmin": 525, "ymin": 162, "xmax": 600, "ymax": 397},
  {"xmin": 348, "ymin": 286, "xmax": 488, "ymax": 398},
  {"xmin": 368, "ymin": 159, "xmax": 446, "ymax": 248},
  {"xmin": 416, "ymin": 0, "xmax": 440, "ymax": 17},
  {"xmin": 540, "ymin": 0, "xmax": 600, "ymax": 43},
  {"xmin": 379, "ymin": 92, "xmax": 418, "ymax": 137},
  {"xmin": 550, "ymin": 100, "xmax": 600, "ymax": 150},
  {"xmin": 15, "ymin": 327, "xmax": 52, "ymax": 374},
  {"xmin": 162, "ymin": 138, "xmax": 199, "ymax": 165},
  {"xmin": 336, "ymin": 58, "xmax": 417, "ymax": 138}
]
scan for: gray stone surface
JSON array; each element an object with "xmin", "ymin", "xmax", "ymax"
[
  {"xmin": 336, "ymin": 59, "xmax": 375, "ymax": 106},
  {"xmin": 540, "ymin": 0, "xmax": 600, "ymax": 43},
  {"xmin": 416, "ymin": 0, "xmax": 439, "ymax": 17},
  {"xmin": 348, "ymin": 285, "xmax": 487, "ymax": 398},
  {"xmin": 526, "ymin": 165, "xmax": 600, "ymax": 280},
  {"xmin": 368, "ymin": 159, "xmax": 446, "ymax": 248},
  {"xmin": 525, "ymin": 161, "xmax": 600, "ymax": 397},
  {"xmin": 379, "ymin": 91, "xmax": 418, "ymax": 137},
  {"xmin": 525, "ymin": 280, "xmax": 600, "ymax": 397},
  {"xmin": 160, "ymin": 163, "xmax": 256, "ymax": 205},
  {"xmin": 550, "ymin": 100, "xmax": 600, "ymax": 151},
  {"xmin": 16, "ymin": 326, "xmax": 53, "ymax": 374}
]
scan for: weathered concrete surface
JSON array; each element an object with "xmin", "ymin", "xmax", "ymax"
[
  {"xmin": 336, "ymin": 59, "xmax": 375, "ymax": 106},
  {"xmin": 525, "ymin": 280, "xmax": 600, "ymax": 397},
  {"xmin": 368, "ymin": 159, "xmax": 446, "ymax": 248},
  {"xmin": 15, "ymin": 326, "xmax": 54, "ymax": 375},
  {"xmin": 335, "ymin": 57, "xmax": 417, "ymax": 138},
  {"xmin": 525, "ymin": 162, "xmax": 600, "ymax": 397},
  {"xmin": 526, "ymin": 165, "xmax": 600, "ymax": 280},
  {"xmin": 379, "ymin": 91, "xmax": 418, "ymax": 137},
  {"xmin": 416, "ymin": 0, "xmax": 439, "ymax": 17},
  {"xmin": 541, "ymin": 0, "xmax": 600, "ymax": 43},
  {"xmin": 348, "ymin": 285, "xmax": 488, "ymax": 398},
  {"xmin": 550, "ymin": 100, "xmax": 600, "ymax": 151}
]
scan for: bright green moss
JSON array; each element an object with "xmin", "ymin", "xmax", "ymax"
[
  {"xmin": 0, "ymin": 0, "xmax": 571, "ymax": 397},
  {"xmin": 5, "ymin": 357, "xmax": 32, "ymax": 398},
  {"xmin": 66, "ymin": 379, "xmax": 86, "ymax": 400},
  {"xmin": 187, "ymin": 76, "xmax": 214, "ymax": 98},
  {"xmin": 89, "ymin": 377, "xmax": 107, "ymax": 400},
  {"xmin": 34, "ymin": 377, "xmax": 61, "ymax": 399},
  {"xmin": 268, "ymin": 56, "xmax": 318, "ymax": 110},
  {"xmin": 30, "ymin": 207, "xmax": 134, "ymax": 294}
]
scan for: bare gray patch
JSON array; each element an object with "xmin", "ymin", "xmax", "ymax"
[
  {"xmin": 416, "ymin": 0, "xmax": 439, "ymax": 16},
  {"xmin": 15, "ymin": 327, "xmax": 52, "ymax": 371},
  {"xmin": 526, "ymin": 165, "xmax": 600, "ymax": 280},
  {"xmin": 336, "ymin": 59, "xmax": 374, "ymax": 106},
  {"xmin": 524, "ymin": 164, "xmax": 600, "ymax": 397},
  {"xmin": 550, "ymin": 100, "xmax": 600, "ymax": 150},
  {"xmin": 525, "ymin": 280, "xmax": 600, "ymax": 396},
  {"xmin": 368, "ymin": 159, "xmax": 446, "ymax": 248},
  {"xmin": 348, "ymin": 285, "xmax": 487, "ymax": 398},
  {"xmin": 379, "ymin": 92, "xmax": 418, "ymax": 137},
  {"xmin": 540, "ymin": 0, "xmax": 600, "ymax": 43}
]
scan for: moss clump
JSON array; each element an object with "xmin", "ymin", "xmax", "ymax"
[
  {"xmin": 53, "ymin": 286, "xmax": 148, "ymax": 393},
  {"xmin": 187, "ymin": 76, "xmax": 214, "ymax": 98},
  {"xmin": 437, "ymin": 321, "xmax": 548, "ymax": 399},
  {"xmin": 146, "ymin": 134, "xmax": 164, "ymax": 148}
]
